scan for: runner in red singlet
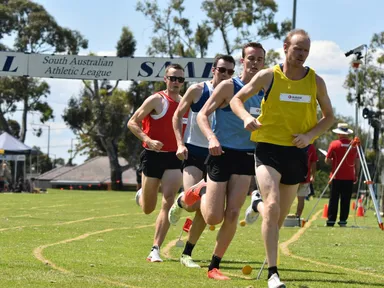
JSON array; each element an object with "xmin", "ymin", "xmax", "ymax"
[{"xmin": 128, "ymin": 64, "xmax": 188, "ymax": 262}]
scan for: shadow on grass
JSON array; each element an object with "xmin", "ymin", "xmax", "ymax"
[
  {"xmin": 278, "ymin": 268, "xmax": 343, "ymax": 275},
  {"xmin": 165, "ymin": 259, "xmax": 264, "ymax": 265},
  {"xmin": 221, "ymin": 260, "xmax": 264, "ymax": 265},
  {"xmin": 220, "ymin": 266, "xmax": 343, "ymax": 276},
  {"xmin": 286, "ymin": 278, "xmax": 384, "ymax": 287}
]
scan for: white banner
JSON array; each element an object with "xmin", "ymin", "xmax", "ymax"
[
  {"xmin": 0, "ymin": 52, "xmax": 214, "ymax": 81},
  {"xmin": 0, "ymin": 52, "xmax": 29, "ymax": 77},
  {"xmin": 0, "ymin": 155, "xmax": 26, "ymax": 161},
  {"xmin": 28, "ymin": 54, "xmax": 128, "ymax": 80},
  {"xmin": 127, "ymin": 57, "xmax": 214, "ymax": 82}
]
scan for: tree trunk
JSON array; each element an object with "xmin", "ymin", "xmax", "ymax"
[
  {"xmin": 0, "ymin": 111, "xmax": 12, "ymax": 135},
  {"xmin": 103, "ymin": 138, "xmax": 123, "ymax": 191},
  {"xmin": 19, "ymin": 78, "xmax": 29, "ymax": 142},
  {"xmin": 93, "ymin": 80, "xmax": 123, "ymax": 190},
  {"xmin": 19, "ymin": 95, "xmax": 28, "ymax": 142},
  {"xmin": 220, "ymin": 26, "xmax": 232, "ymax": 54}
]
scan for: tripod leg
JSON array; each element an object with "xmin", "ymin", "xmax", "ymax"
[
  {"xmin": 356, "ymin": 145, "xmax": 384, "ymax": 230},
  {"xmin": 304, "ymin": 141, "xmax": 355, "ymax": 225},
  {"xmin": 256, "ymin": 257, "xmax": 267, "ymax": 280}
]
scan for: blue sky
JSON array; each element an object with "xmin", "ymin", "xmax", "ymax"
[{"xmin": 3, "ymin": 0, "xmax": 384, "ymax": 164}]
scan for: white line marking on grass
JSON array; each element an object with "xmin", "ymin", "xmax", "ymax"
[
  {"xmin": 280, "ymin": 209, "xmax": 384, "ymax": 281},
  {"xmin": 55, "ymin": 213, "xmax": 135, "ymax": 225},
  {"xmin": 29, "ymin": 204, "xmax": 69, "ymax": 210},
  {"xmin": 33, "ymin": 224, "xmax": 155, "ymax": 288},
  {"xmin": 7, "ymin": 214, "xmax": 33, "ymax": 218},
  {"xmin": 0, "ymin": 211, "xmax": 149, "ymax": 232},
  {"xmin": 0, "ymin": 224, "xmax": 43, "ymax": 232},
  {"xmin": 161, "ymin": 227, "xmax": 251, "ymax": 280}
]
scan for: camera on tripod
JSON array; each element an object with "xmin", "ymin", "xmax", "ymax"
[
  {"xmin": 362, "ymin": 107, "xmax": 381, "ymax": 121},
  {"xmin": 345, "ymin": 44, "xmax": 366, "ymax": 58},
  {"xmin": 362, "ymin": 108, "xmax": 383, "ymax": 150}
]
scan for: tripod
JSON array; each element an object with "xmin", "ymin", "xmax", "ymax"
[{"xmin": 303, "ymin": 137, "xmax": 383, "ymax": 230}]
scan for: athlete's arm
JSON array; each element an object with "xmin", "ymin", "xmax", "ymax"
[
  {"xmin": 172, "ymin": 83, "xmax": 203, "ymax": 160},
  {"xmin": 197, "ymin": 79, "xmax": 232, "ymax": 156},
  {"xmin": 230, "ymin": 69, "xmax": 273, "ymax": 131},
  {"xmin": 127, "ymin": 94, "xmax": 164, "ymax": 151},
  {"xmin": 293, "ymin": 75, "xmax": 335, "ymax": 148}
]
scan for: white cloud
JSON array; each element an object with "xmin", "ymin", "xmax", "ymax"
[
  {"xmin": 274, "ymin": 40, "xmax": 350, "ymax": 73},
  {"xmin": 319, "ymin": 73, "xmax": 354, "ymax": 116},
  {"xmin": 306, "ymin": 41, "xmax": 350, "ymax": 72}
]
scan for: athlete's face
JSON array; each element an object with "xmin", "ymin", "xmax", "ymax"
[
  {"xmin": 212, "ymin": 59, "xmax": 235, "ymax": 84},
  {"xmin": 241, "ymin": 47, "xmax": 265, "ymax": 76},
  {"xmin": 164, "ymin": 68, "xmax": 185, "ymax": 93},
  {"xmin": 284, "ymin": 34, "xmax": 310, "ymax": 68}
]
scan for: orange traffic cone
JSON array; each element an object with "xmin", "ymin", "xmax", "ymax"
[
  {"xmin": 322, "ymin": 204, "xmax": 328, "ymax": 219},
  {"xmin": 351, "ymin": 201, "xmax": 356, "ymax": 210},
  {"xmin": 356, "ymin": 199, "xmax": 364, "ymax": 217}
]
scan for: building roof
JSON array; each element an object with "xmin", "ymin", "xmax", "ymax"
[
  {"xmin": 49, "ymin": 156, "xmax": 137, "ymax": 185},
  {"xmin": 0, "ymin": 132, "xmax": 32, "ymax": 154},
  {"xmin": 36, "ymin": 166, "xmax": 73, "ymax": 180}
]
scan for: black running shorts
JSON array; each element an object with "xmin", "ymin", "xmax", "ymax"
[
  {"xmin": 206, "ymin": 147, "xmax": 255, "ymax": 182},
  {"xmin": 140, "ymin": 149, "xmax": 182, "ymax": 179},
  {"xmin": 255, "ymin": 142, "xmax": 308, "ymax": 185}
]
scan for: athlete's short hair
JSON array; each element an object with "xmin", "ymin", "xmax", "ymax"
[
  {"xmin": 284, "ymin": 29, "xmax": 310, "ymax": 45},
  {"xmin": 242, "ymin": 42, "xmax": 266, "ymax": 58},
  {"xmin": 213, "ymin": 54, "xmax": 235, "ymax": 67},
  {"xmin": 165, "ymin": 63, "xmax": 184, "ymax": 74}
]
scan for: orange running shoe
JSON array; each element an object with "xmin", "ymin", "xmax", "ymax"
[
  {"xmin": 184, "ymin": 180, "xmax": 206, "ymax": 206},
  {"xmin": 207, "ymin": 268, "xmax": 230, "ymax": 280}
]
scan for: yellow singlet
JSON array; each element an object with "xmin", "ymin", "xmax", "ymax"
[{"xmin": 251, "ymin": 64, "xmax": 318, "ymax": 146}]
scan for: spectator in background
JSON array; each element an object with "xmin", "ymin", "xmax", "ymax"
[
  {"xmin": 296, "ymin": 143, "xmax": 318, "ymax": 218},
  {"xmin": 325, "ymin": 123, "xmax": 359, "ymax": 227},
  {"xmin": 0, "ymin": 161, "xmax": 11, "ymax": 192}
]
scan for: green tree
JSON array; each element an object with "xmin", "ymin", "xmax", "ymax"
[
  {"xmin": 201, "ymin": 0, "xmax": 291, "ymax": 55},
  {"xmin": 343, "ymin": 32, "xmax": 384, "ymax": 187},
  {"xmin": 136, "ymin": 0, "xmax": 210, "ymax": 98},
  {"xmin": 195, "ymin": 22, "xmax": 213, "ymax": 58},
  {"xmin": 25, "ymin": 147, "xmax": 51, "ymax": 174},
  {"xmin": 136, "ymin": 0, "xmax": 201, "ymax": 58},
  {"xmin": 0, "ymin": 77, "xmax": 51, "ymax": 142},
  {"xmin": 53, "ymin": 157, "xmax": 65, "ymax": 167},
  {"xmin": 264, "ymin": 48, "xmax": 281, "ymax": 67},
  {"xmin": 6, "ymin": 119, "xmax": 20, "ymax": 137},
  {"xmin": 0, "ymin": 0, "xmax": 88, "ymax": 142},
  {"xmin": 38, "ymin": 154, "xmax": 53, "ymax": 174},
  {"xmin": 63, "ymin": 27, "xmax": 136, "ymax": 190}
]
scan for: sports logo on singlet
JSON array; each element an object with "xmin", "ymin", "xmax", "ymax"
[
  {"xmin": 250, "ymin": 107, "xmax": 261, "ymax": 116},
  {"xmin": 280, "ymin": 93, "xmax": 311, "ymax": 103},
  {"xmin": 182, "ymin": 118, "xmax": 188, "ymax": 124}
]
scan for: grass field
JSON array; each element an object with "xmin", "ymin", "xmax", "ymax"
[{"xmin": 0, "ymin": 189, "xmax": 383, "ymax": 288}]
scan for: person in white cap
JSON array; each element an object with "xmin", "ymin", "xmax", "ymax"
[{"xmin": 325, "ymin": 123, "xmax": 360, "ymax": 227}]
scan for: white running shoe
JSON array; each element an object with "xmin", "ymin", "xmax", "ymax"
[
  {"xmin": 180, "ymin": 254, "xmax": 200, "ymax": 268},
  {"xmin": 135, "ymin": 188, "xmax": 142, "ymax": 207},
  {"xmin": 168, "ymin": 192, "xmax": 184, "ymax": 225},
  {"xmin": 268, "ymin": 273, "xmax": 286, "ymax": 288},
  {"xmin": 245, "ymin": 190, "xmax": 262, "ymax": 225},
  {"xmin": 146, "ymin": 246, "xmax": 163, "ymax": 262}
]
